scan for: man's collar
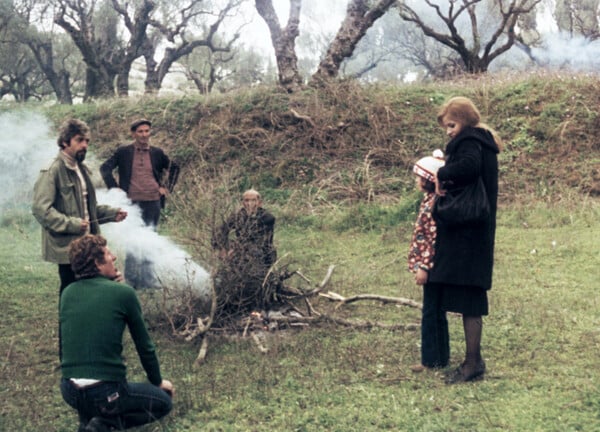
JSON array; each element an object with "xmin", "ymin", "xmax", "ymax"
[
  {"xmin": 59, "ymin": 150, "xmax": 78, "ymax": 169},
  {"xmin": 134, "ymin": 143, "xmax": 150, "ymax": 152}
]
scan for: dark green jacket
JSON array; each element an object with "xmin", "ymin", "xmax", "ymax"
[
  {"xmin": 32, "ymin": 153, "xmax": 118, "ymax": 264},
  {"xmin": 60, "ymin": 276, "xmax": 162, "ymax": 385}
]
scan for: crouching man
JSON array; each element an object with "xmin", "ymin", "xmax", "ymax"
[{"xmin": 59, "ymin": 234, "xmax": 174, "ymax": 431}]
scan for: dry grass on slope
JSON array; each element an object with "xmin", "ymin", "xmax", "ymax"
[{"xmin": 47, "ymin": 72, "xmax": 600, "ymax": 204}]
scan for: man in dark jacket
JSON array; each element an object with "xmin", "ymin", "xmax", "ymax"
[
  {"xmin": 100, "ymin": 119, "xmax": 179, "ymax": 288},
  {"xmin": 212, "ymin": 189, "xmax": 277, "ymax": 268},
  {"xmin": 212, "ymin": 189, "xmax": 277, "ymax": 313},
  {"xmin": 100, "ymin": 119, "xmax": 179, "ymax": 228}
]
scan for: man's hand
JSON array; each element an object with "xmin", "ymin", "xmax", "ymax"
[
  {"xmin": 80, "ymin": 219, "xmax": 90, "ymax": 233},
  {"xmin": 158, "ymin": 187, "xmax": 168, "ymax": 197},
  {"xmin": 115, "ymin": 210, "xmax": 128, "ymax": 222},
  {"xmin": 112, "ymin": 270, "xmax": 125, "ymax": 283},
  {"xmin": 159, "ymin": 379, "xmax": 175, "ymax": 398}
]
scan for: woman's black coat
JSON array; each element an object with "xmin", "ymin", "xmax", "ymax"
[{"xmin": 428, "ymin": 126, "xmax": 499, "ymax": 290}]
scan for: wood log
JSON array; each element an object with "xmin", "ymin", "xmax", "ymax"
[
  {"xmin": 268, "ymin": 314, "xmax": 419, "ymax": 331},
  {"xmin": 193, "ymin": 336, "xmax": 209, "ymax": 368},
  {"xmin": 320, "ymin": 291, "xmax": 422, "ymax": 309}
]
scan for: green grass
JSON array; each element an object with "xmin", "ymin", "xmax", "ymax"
[
  {"xmin": 4, "ymin": 74, "xmax": 599, "ymax": 431},
  {"xmin": 1, "ymin": 198, "xmax": 600, "ymax": 431}
]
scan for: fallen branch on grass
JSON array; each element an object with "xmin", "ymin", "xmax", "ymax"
[
  {"xmin": 290, "ymin": 108, "xmax": 316, "ymax": 128},
  {"xmin": 266, "ymin": 314, "xmax": 419, "ymax": 331},
  {"xmin": 201, "ymin": 313, "xmax": 419, "ymax": 357},
  {"xmin": 320, "ymin": 291, "xmax": 422, "ymax": 310}
]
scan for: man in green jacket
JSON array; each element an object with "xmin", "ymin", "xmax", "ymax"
[
  {"xmin": 60, "ymin": 234, "xmax": 174, "ymax": 432},
  {"xmin": 32, "ymin": 118, "xmax": 127, "ymax": 294}
]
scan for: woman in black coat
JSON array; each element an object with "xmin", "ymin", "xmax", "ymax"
[{"xmin": 429, "ymin": 96, "xmax": 501, "ymax": 383}]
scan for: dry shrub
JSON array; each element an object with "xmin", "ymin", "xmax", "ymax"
[
  {"xmin": 164, "ymin": 163, "xmax": 288, "ymax": 328},
  {"xmin": 66, "ymin": 75, "xmax": 600, "ymax": 209},
  {"xmin": 162, "ymin": 81, "xmax": 422, "ymax": 204}
]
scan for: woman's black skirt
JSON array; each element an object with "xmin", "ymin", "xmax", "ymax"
[{"xmin": 432, "ymin": 282, "xmax": 489, "ymax": 316}]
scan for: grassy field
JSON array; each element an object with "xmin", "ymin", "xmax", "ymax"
[
  {"xmin": 1, "ymin": 197, "xmax": 599, "ymax": 432},
  {"xmin": 2, "ymin": 74, "xmax": 600, "ymax": 431}
]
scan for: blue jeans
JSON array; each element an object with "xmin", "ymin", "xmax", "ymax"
[
  {"xmin": 421, "ymin": 283, "xmax": 450, "ymax": 368},
  {"xmin": 60, "ymin": 378, "xmax": 172, "ymax": 430}
]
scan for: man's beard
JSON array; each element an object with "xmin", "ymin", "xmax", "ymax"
[{"xmin": 75, "ymin": 150, "xmax": 86, "ymax": 162}]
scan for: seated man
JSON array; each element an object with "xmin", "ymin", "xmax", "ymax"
[
  {"xmin": 59, "ymin": 234, "xmax": 174, "ymax": 432},
  {"xmin": 213, "ymin": 189, "xmax": 277, "ymax": 267},
  {"xmin": 211, "ymin": 189, "xmax": 277, "ymax": 313}
]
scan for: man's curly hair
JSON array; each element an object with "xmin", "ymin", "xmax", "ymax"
[
  {"xmin": 57, "ymin": 118, "xmax": 90, "ymax": 149},
  {"xmin": 69, "ymin": 234, "xmax": 108, "ymax": 279}
]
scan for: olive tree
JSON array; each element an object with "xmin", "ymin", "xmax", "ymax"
[{"xmin": 397, "ymin": 0, "xmax": 544, "ymax": 74}]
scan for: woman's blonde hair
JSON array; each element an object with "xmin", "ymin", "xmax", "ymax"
[{"xmin": 437, "ymin": 96, "xmax": 503, "ymax": 151}]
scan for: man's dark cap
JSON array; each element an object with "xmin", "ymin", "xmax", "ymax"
[{"xmin": 130, "ymin": 118, "xmax": 152, "ymax": 132}]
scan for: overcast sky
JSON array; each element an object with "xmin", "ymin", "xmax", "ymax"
[{"xmin": 238, "ymin": 0, "xmax": 348, "ymax": 53}]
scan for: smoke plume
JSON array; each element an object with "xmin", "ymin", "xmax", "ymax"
[
  {"xmin": 0, "ymin": 111, "xmax": 211, "ymax": 302},
  {"xmin": 0, "ymin": 111, "xmax": 56, "ymax": 210},
  {"xmin": 97, "ymin": 188, "xmax": 211, "ymax": 302}
]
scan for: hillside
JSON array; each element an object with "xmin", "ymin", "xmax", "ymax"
[{"xmin": 39, "ymin": 73, "xmax": 599, "ymax": 209}]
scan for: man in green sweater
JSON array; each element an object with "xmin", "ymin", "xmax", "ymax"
[{"xmin": 59, "ymin": 234, "xmax": 174, "ymax": 432}]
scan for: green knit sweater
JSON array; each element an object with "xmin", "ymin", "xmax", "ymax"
[{"xmin": 60, "ymin": 276, "xmax": 162, "ymax": 385}]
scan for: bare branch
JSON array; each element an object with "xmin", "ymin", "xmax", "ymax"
[
  {"xmin": 320, "ymin": 291, "xmax": 422, "ymax": 309},
  {"xmin": 143, "ymin": 0, "xmax": 241, "ymax": 93},
  {"xmin": 268, "ymin": 314, "xmax": 420, "ymax": 331}
]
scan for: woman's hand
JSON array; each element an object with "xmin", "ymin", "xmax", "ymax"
[{"xmin": 433, "ymin": 173, "xmax": 446, "ymax": 196}]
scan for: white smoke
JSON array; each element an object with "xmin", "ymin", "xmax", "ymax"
[
  {"xmin": 531, "ymin": 32, "xmax": 600, "ymax": 70},
  {"xmin": 1, "ymin": 110, "xmax": 211, "ymax": 303},
  {"xmin": 97, "ymin": 188, "xmax": 212, "ymax": 302},
  {"xmin": 0, "ymin": 111, "xmax": 56, "ymax": 210}
]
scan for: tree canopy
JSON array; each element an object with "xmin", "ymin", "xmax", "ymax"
[{"xmin": 1, "ymin": 0, "xmax": 599, "ymax": 101}]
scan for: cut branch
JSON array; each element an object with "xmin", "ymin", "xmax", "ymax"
[
  {"xmin": 268, "ymin": 314, "xmax": 419, "ymax": 331},
  {"xmin": 290, "ymin": 108, "xmax": 316, "ymax": 128},
  {"xmin": 193, "ymin": 336, "xmax": 209, "ymax": 368},
  {"xmin": 320, "ymin": 291, "xmax": 422, "ymax": 309}
]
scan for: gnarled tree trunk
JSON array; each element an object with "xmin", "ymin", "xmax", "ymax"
[
  {"xmin": 27, "ymin": 40, "xmax": 73, "ymax": 104},
  {"xmin": 312, "ymin": 0, "xmax": 396, "ymax": 83},
  {"xmin": 255, "ymin": 0, "xmax": 303, "ymax": 93}
]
